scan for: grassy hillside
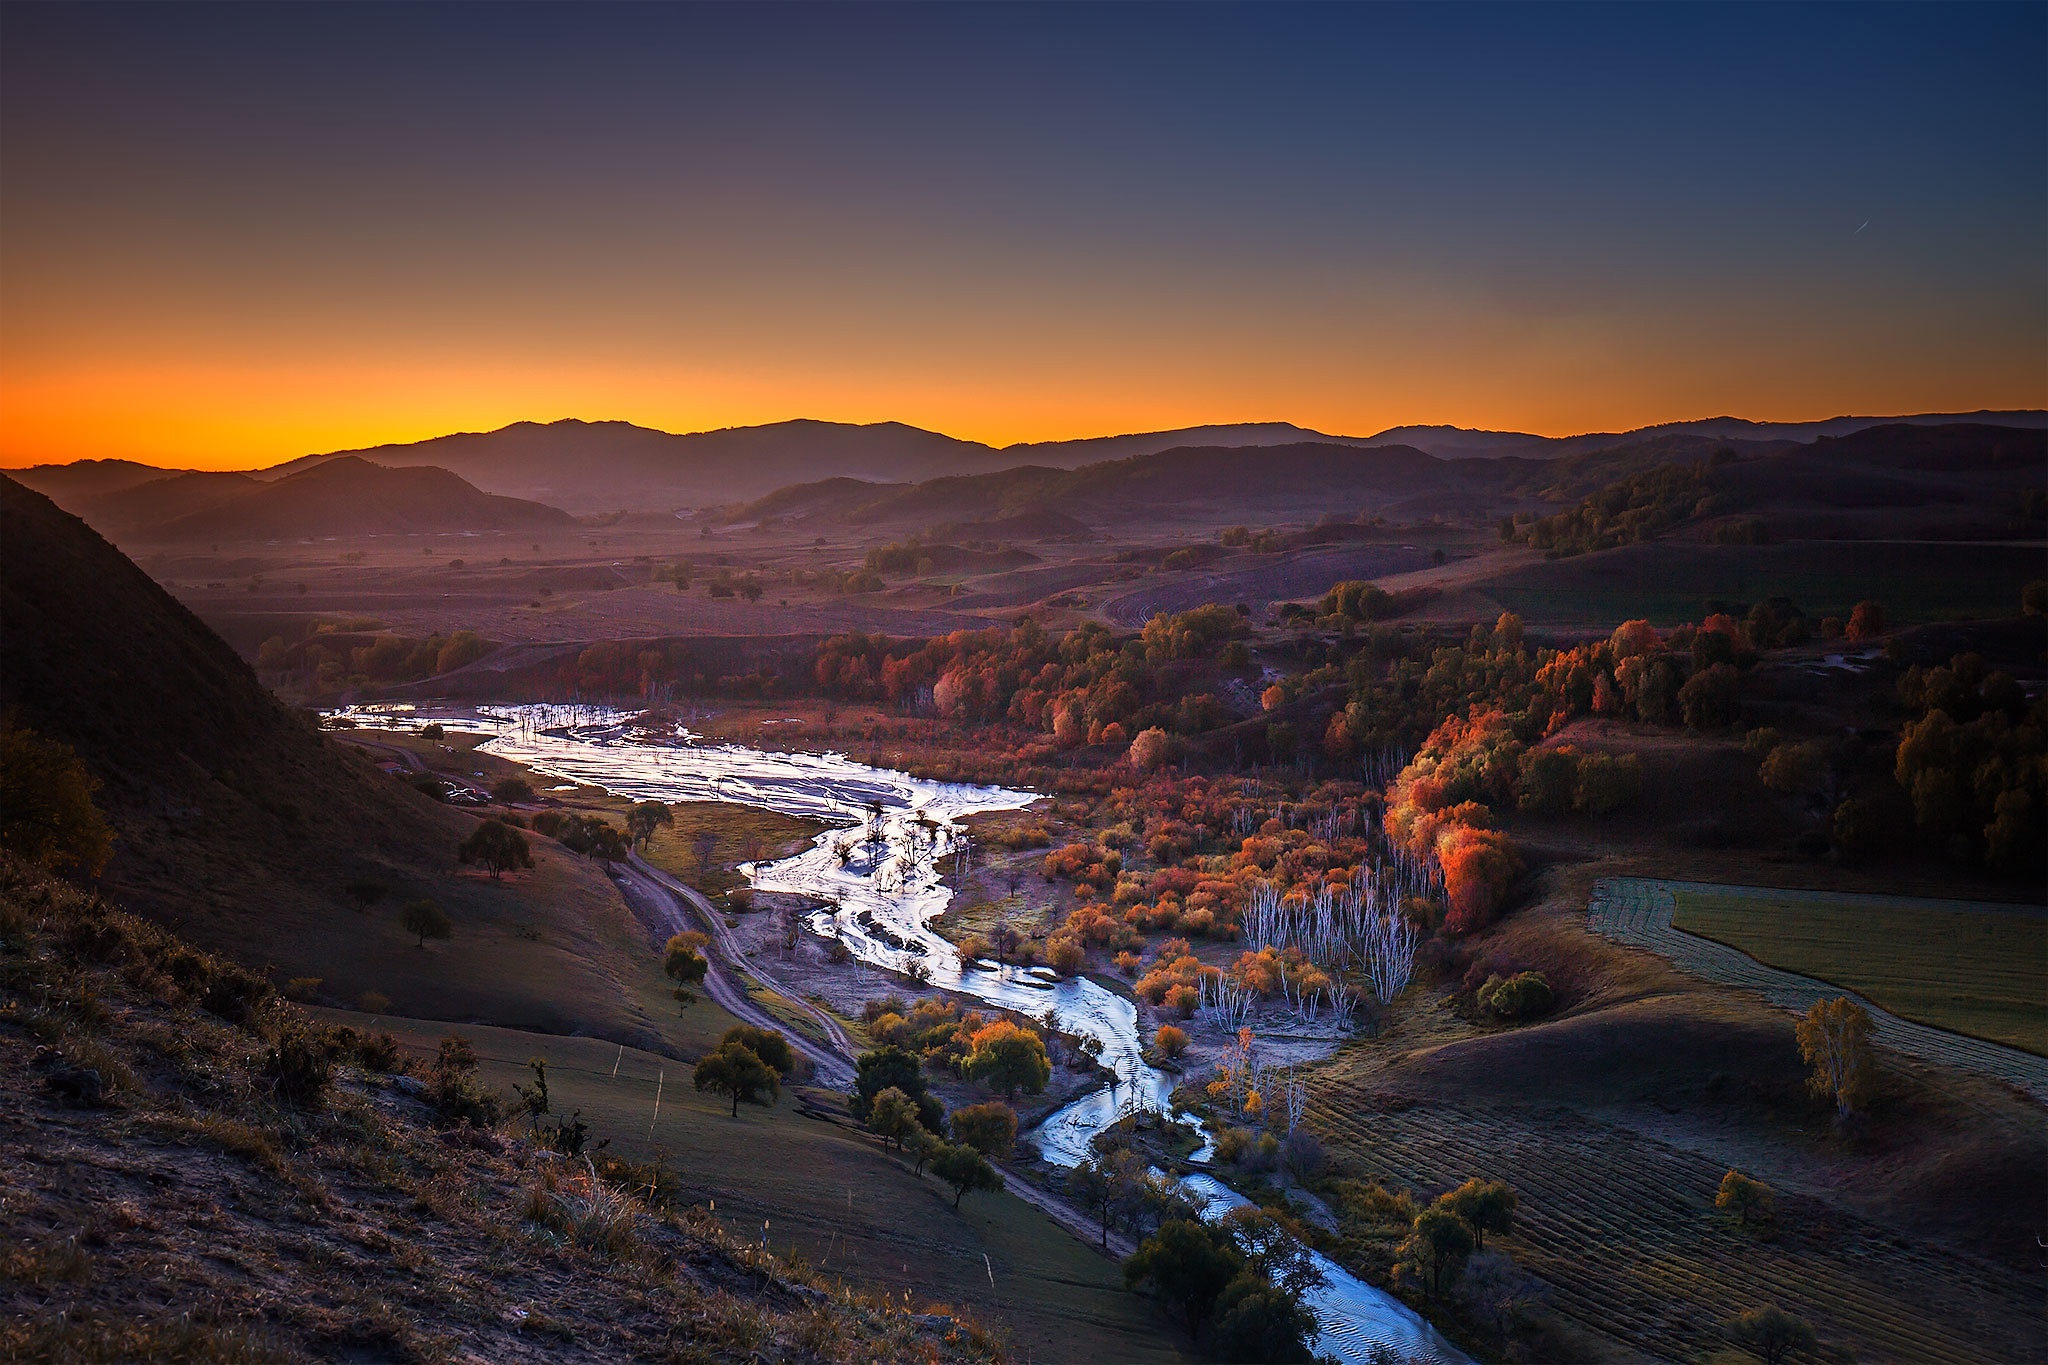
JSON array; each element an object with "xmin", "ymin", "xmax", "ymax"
[
  {"xmin": 0, "ymin": 858, "xmax": 1003, "ymax": 1364},
  {"xmin": 0, "ymin": 475, "xmax": 690, "ymax": 1054},
  {"xmin": 313, "ymin": 1011, "xmax": 1187, "ymax": 1363}
]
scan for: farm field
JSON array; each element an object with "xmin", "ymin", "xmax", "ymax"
[
  {"xmin": 312, "ymin": 1010, "xmax": 1187, "ymax": 1364},
  {"xmin": 1302, "ymin": 1086, "xmax": 2041, "ymax": 1365},
  {"xmin": 1479, "ymin": 539, "xmax": 2042, "ymax": 628},
  {"xmin": 1668, "ymin": 883, "xmax": 2047, "ymax": 1055}
]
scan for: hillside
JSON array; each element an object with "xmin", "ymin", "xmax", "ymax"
[
  {"xmin": 67, "ymin": 457, "xmax": 575, "ymax": 544},
  {"xmin": 0, "ymin": 858, "xmax": 999, "ymax": 1364},
  {"xmin": 0, "ymin": 476, "xmax": 677, "ymax": 1047}
]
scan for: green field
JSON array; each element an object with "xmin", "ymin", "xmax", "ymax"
[
  {"xmin": 1482, "ymin": 540, "xmax": 2041, "ymax": 628},
  {"xmin": 1669, "ymin": 885, "xmax": 2047, "ymax": 1055},
  {"xmin": 312, "ymin": 1009, "xmax": 1186, "ymax": 1364}
]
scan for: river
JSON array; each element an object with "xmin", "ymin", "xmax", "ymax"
[{"xmin": 333, "ymin": 702, "xmax": 1470, "ymax": 1364}]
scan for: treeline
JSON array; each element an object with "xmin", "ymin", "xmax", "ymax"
[
  {"xmin": 1502, "ymin": 455, "xmax": 1732, "ymax": 557},
  {"xmin": 258, "ymin": 628, "xmax": 492, "ymax": 690}
]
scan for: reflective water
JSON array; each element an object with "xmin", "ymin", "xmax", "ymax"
[{"xmin": 333, "ymin": 703, "xmax": 1468, "ymax": 1363}]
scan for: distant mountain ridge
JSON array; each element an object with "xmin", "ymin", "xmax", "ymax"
[{"xmin": 7, "ymin": 409, "xmax": 2042, "ymax": 515}]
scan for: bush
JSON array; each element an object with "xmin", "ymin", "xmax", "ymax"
[
  {"xmin": 1477, "ymin": 971, "xmax": 1554, "ymax": 1021},
  {"xmin": 1759, "ymin": 741, "xmax": 1829, "ymax": 796},
  {"xmin": 949, "ymin": 1100, "xmax": 1018, "ymax": 1159},
  {"xmin": 1154, "ymin": 1024, "xmax": 1189, "ymax": 1059},
  {"xmin": 1572, "ymin": 751, "xmax": 1642, "ymax": 815},
  {"xmin": 1728, "ymin": 1305, "xmax": 1817, "ymax": 1363},
  {"xmin": 264, "ymin": 1021, "xmax": 335, "ymax": 1108}
]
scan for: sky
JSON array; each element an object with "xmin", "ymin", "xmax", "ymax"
[{"xmin": 1, "ymin": 2, "xmax": 2043, "ymax": 469}]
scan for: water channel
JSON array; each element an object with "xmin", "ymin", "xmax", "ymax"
[{"xmin": 336, "ymin": 703, "xmax": 1469, "ymax": 1364}]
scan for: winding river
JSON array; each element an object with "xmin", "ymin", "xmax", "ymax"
[{"xmin": 336, "ymin": 703, "xmax": 1469, "ymax": 1364}]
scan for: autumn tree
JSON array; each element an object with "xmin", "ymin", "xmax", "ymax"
[
  {"xmin": 1437, "ymin": 1179, "xmax": 1517, "ymax": 1251},
  {"xmin": 963, "ymin": 1020, "xmax": 1051, "ymax": 1100},
  {"xmin": 458, "ymin": 818, "xmax": 533, "ymax": 880},
  {"xmin": 866, "ymin": 1085, "xmax": 923, "ymax": 1151},
  {"xmin": 693, "ymin": 1040, "xmax": 779, "ymax": 1117},
  {"xmin": 1795, "ymin": 996, "xmax": 1874, "ymax": 1117},
  {"xmin": 1728, "ymin": 1305, "xmax": 1817, "ymax": 1364},
  {"xmin": 490, "ymin": 776, "xmax": 536, "ymax": 804},
  {"xmin": 1208, "ymin": 1273, "xmax": 1318, "ymax": 1364},
  {"xmin": 1154, "ymin": 1024, "xmax": 1190, "ymax": 1059},
  {"xmin": 948, "ymin": 1100, "xmax": 1018, "ymax": 1159},
  {"xmin": 1716, "ymin": 1171, "xmax": 1776, "ymax": 1230},
  {"xmin": 1124, "ymin": 1218, "xmax": 1243, "ymax": 1343},
  {"xmin": 718, "ymin": 1024, "xmax": 795, "ymax": 1077},
  {"xmin": 930, "ymin": 1141, "xmax": 1003, "ymax": 1208},
  {"xmin": 0, "ymin": 724, "xmax": 113, "ymax": 876},
  {"xmin": 850, "ymin": 1046, "xmax": 944, "ymax": 1132},
  {"xmin": 663, "ymin": 931, "xmax": 709, "ymax": 987},
  {"xmin": 399, "ymin": 898, "xmax": 451, "ymax": 948},
  {"xmin": 1398, "ymin": 1205, "xmax": 1475, "ymax": 1298},
  {"xmin": 626, "ymin": 800, "xmax": 674, "ymax": 850},
  {"xmin": 1843, "ymin": 600, "xmax": 1886, "ymax": 643}
]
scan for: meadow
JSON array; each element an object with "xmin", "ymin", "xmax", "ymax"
[
  {"xmin": 1668, "ymin": 883, "xmax": 2047, "ymax": 1055},
  {"xmin": 312, "ymin": 1010, "xmax": 1187, "ymax": 1364}
]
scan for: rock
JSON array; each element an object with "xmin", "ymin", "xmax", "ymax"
[
  {"xmin": 44, "ymin": 1066, "xmax": 105, "ymax": 1106},
  {"xmin": 391, "ymin": 1074, "xmax": 430, "ymax": 1098},
  {"xmin": 911, "ymin": 1313, "xmax": 956, "ymax": 1335}
]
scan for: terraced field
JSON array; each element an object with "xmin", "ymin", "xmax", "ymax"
[
  {"xmin": 1305, "ymin": 1090, "xmax": 2040, "ymax": 1363},
  {"xmin": 1588, "ymin": 879, "xmax": 2048, "ymax": 1100}
]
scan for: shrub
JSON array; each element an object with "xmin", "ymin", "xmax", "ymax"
[
  {"xmin": 1728, "ymin": 1305, "xmax": 1817, "ymax": 1364},
  {"xmin": 949, "ymin": 1100, "xmax": 1018, "ymax": 1159},
  {"xmin": 1477, "ymin": 971, "xmax": 1553, "ymax": 1021},
  {"xmin": 1759, "ymin": 741, "xmax": 1829, "ymax": 796},
  {"xmin": 264, "ymin": 1021, "xmax": 335, "ymax": 1108},
  {"xmin": 1572, "ymin": 751, "xmax": 1642, "ymax": 815},
  {"xmin": 1154, "ymin": 1025, "xmax": 1189, "ymax": 1059}
]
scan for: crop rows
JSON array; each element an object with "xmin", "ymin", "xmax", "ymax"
[
  {"xmin": 1306, "ymin": 1086, "xmax": 2040, "ymax": 1362},
  {"xmin": 1587, "ymin": 878, "xmax": 2048, "ymax": 1101}
]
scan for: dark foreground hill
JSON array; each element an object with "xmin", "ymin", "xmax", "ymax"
[{"xmin": 0, "ymin": 476, "xmax": 676, "ymax": 1043}]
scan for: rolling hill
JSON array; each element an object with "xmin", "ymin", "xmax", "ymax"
[
  {"xmin": 63, "ymin": 456, "xmax": 574, "ymax": 544},
  {"xmin": 0, "ymin": 475, "xmax": 671, "ymax": 1045}
]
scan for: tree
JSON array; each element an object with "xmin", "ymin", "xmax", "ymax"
[
  {"xmin": 1795, "ymin": 996, "xmax": 1874, "ymax": 1117},
  {"xmin": 718, "ymin": 1024, "xmax": 795, "ymax": 1077},
  {"xmin": 491, "ymin": 776, "xmax": 536, "ymax": 804},
  {"xmin": 399, "ymin": 898, "xmax": 451, "ymax": 948},
  {"xmin": 663, "ymin": 931, "xmax": 709, "ymax": 986},
  {"xmin": 948, "ymin": 1100, "xmax": 1018, "ymax": 1159},
  {"xmin": 0, "ymin": 724, "xmax": 113, "ymax": 876},
  {"xmin": 1128, "ymin": 726, "xmax": 1176, "ymax": 772},
  {"xmin": 1679, "ymin": 662, "xmax": 1742, "ymax": 730},
  {"xmin": 1124, "ymin": 1218, "xmax": 1243, "ymax": 1343},
  {"xmin": 1398, "ymin": 1205, "xmax": 1475, "ymax": 1298},
  {"xmin": 1728, "ymin": 1305, "xmax": 1817, "ymax": 1364},
  {"xmin": 1208, "ymin": 1272, "xmax": 1318, "ymax": 1364},
  {"xmin": 693, "ymin": 1041, "xmax": 779, "ymax": 1117},
  {"xmin": 930, "ymin": 1141, "xmax": 1003, "ymax": 1208},
  {"xmin": 1843, "ymin": 600, "xmax": 1885, "ymax": 643},
  {"xmin": 457, "ymin": 819, "xmax": 533, "ymax": 880},
  {"xmin": 1715, "ymin": 1170, "xmax": 1776, "ymax": 1230},
  {"xmin": 866, "ymin": 1085, "xmax": 923, "ymax": 1151},
  {"xmin": 850, "ymin": 1046, "xmax": 943, "ymax": 1132},
  {"xmin": 1067, "ymin": 1158, "xmax": 1122, "ymax": 1247},
  {"xmin": 626, "ymin": 800, "xmax": 674, "ymax": 850},
  {"xmin": 963, "ymin": 1021, "xmax": 1050, "ymax": 1100},
  {"xmin": 1437, "ymin": 1179, "xmax": 1517, "ymax": 1251},
  {"xmin": 1759, "ymin": 741, "xmax": 1829, "ymax": 796},
  {"xmin": 1219, "ymin": 1206, "xmax": 1325, "ymax": 1300},
  {"xmin": 1154, "ymin": 1024, "xmax": 1190, "ymax": 1059}
]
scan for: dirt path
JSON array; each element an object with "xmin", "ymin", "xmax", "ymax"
[
  {"xmin": 335, "ymin": 732, "xmax": 428, "ymax": 772},
  {"xmin": 1587, "ymin": 877, "xmax": 2048, "ymax": 1101},
  {"xmin": 611, "ymin": 855, "xmax": 855, "ymax": 1089}
]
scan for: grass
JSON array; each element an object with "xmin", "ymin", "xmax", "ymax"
[
  {"xmin": 314, "ymin": 1010, "xmax": 1188, "ymax": 1363},
  {"xmin": 1669, "ymin": 884, "xmax": 2047, "ymax": 1055},
  {"xmin": 639, "ymin": 800, "xmax": 829, "ymax": 897},
  {"xmin": 1481, "ymin": 540, "xmax": 2041, "ymax": 628}
]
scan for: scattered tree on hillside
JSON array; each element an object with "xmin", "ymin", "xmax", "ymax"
[
  {"xmin": 929, "ymin": 1141, "xmax": 1003, "ymax": 1208},
  {"xmin": 344, "ymin": 878, "xmax": 388, "ymax": 911},
  {"xmin": 693, "ymin": 1040, "xmax": 780, "ymax": 1117},
  {"xmin": 850, "ymin": 1045, "xmax": 945, "ymax": 1132},
  {"xmin": 1728, "ymin": 1305, "xmax": 1818, "ymax": 1364},
  {"xmin": 1124, "ymin": 1219, "xmax": 1243, "ymax": 1343},
  {"xmin": 1437, "ymin": 1179, "xmax": 1517, "ymax": 1250},
  {"xmin": 0, "ymin": 724, "xmax": 113, "ymax": 876},
  {"xmin": 458, "ymin": 819, "xmax": 533, "ymax": 880},
  {"xmin": 663, "ymin": 931, "xmax": 710, "ymax": 992},
  {"xmin": 1154, "ymin": 1024, "xmax": 1190, "ymax": 1059},
  {"xmin": 717, "ymin": 1024, "xmax": 795, "ymax": 1077},
  {"xmin": 491, "ymin": 776, "xmax": 536, "ymax": 804},
  {"xmin": 1716, "ymin": 1171, "xmax": 1777, "ymax": 1230},
  {"xmin": 865, "ymin": 1085, "xmax": 923, "ymax": 1151},
  {"xmin": 947, "ymin": 1100, "xmax": 1018, "ymax": 1159},
  {"xmin": 1796, "ymin": 996, "xmax": 1874, "ymax": 1117},
  {"xmin": 1398, "ymin": 1205, "xmax": 1476, "ymax": 1298},
  {"xmin": 626, "ymin": 800, "xmax": 674, "ymax": 850},
  {"xmin": 963, "ymin": 1020, "xmax": 1051, "ymax": 1100},
  {"xmin": 400, "ymin": 898, "xmax": 451, "ymax": 948}
]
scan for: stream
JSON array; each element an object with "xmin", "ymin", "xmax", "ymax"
[{"xmin": 334, "ymin": 703, "xmax": 1469, "ymax": 1364}]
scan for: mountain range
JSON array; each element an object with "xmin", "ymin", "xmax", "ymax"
[{"xmin": 10, "ymin": 409, "xmax": 2042, "ymax": 516}]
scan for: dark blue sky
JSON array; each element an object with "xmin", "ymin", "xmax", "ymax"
[{"xmin": 3, "ymin": 2, "xmax": 2042, "ymax": 463}]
